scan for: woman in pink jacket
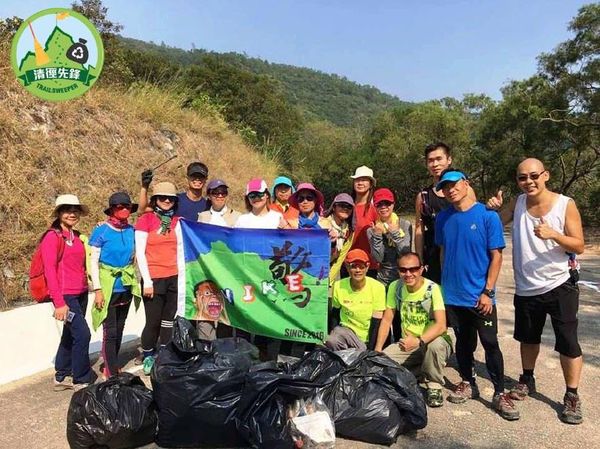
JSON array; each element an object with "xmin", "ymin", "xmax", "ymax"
[{"xmin": 41, "ymin": 194, "xmax": 92, "ymax": 391}]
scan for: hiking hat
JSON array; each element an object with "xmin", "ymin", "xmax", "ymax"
[
  {"xmin": 289, "ymin": 182, "xmax": 325, "ymax": 214},
  {"xmin": 246, "ymin": 178, "xmax": 269, "ymax": 195},
  {"xmin": 104, "ymin": 192, "xmax": 138, "ymax": 215},
  {"xmin": 270, "ymin": 176, "xmax": 295, "ymax": 197},
  {"xmin": 350, "ymin": 165, "xmax": 376, "ymax": 186},
  {"xmin": 207, "ymin": 179, "xmax": 228, "ymax": 192},
  {"xmin": 346, "ymin": 249, "xmax": 370, "ymax": 264},
  {"xmin": 151, "ymin": 181, "xmax": 178, "ymax": 198},
  {"xmin": 436, "ymin": 170, "xmax": 467, "ymax": 190},
  {"xmin": 326, "ymin": 193, "xmax": 355, "ymax": 216},
  {"xmin": 373, "ymin": 188, "xmax": 395, "ymax": 206},
  {"xmin": 187, "ymin": 162, "xmax": 209, "ymax": 178},
  {"xmin": 53, "ymin": 194, "xmax": 89, "ymax": 216}
]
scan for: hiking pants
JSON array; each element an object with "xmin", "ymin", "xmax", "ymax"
[
  {"xmin": 141, "ymin": 275, "xmax": 177, "ymax": 354},
  {"xmin": 325, "ymin": 325, "xmax": 366, "ymax": 351},
  {"xmin": 102, "ymin": 292, "xmax": 131, "ymax": 377},
  {"xmin": 55, "ymin": 292, "xmax": 92, "ymax": 384}
]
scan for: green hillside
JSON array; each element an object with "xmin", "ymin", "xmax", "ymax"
[{"xmin": 120, "ymin": 36, "xmax": 408, "ymax": 127}]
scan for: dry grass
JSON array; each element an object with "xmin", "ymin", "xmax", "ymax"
[{"xmin": 0, "ymin": 43, "xmax": 279, "ymax": 309}]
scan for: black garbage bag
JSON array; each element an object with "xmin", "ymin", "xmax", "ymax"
[
  {"xmin": 235, "ymin": 348, "xmax": 427, "ymax": 448},
  {"xmin": 152, "ymin": 317, "xmax": 259, "ymax": 448},
  {"xmin": 66, "ymin": 373, "xmax": 157, "ymax": 449}
]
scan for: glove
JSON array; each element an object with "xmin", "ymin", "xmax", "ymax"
[{"xmin": 141, "ymin": 169, "xmax": 153, "ymax": 188}]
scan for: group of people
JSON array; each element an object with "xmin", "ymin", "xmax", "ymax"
[{"xmin": 41, "ymin": 143, "xmax": 585, "ymax": 426}]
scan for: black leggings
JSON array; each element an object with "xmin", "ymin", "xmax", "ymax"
[
  {"xmin": 447, "ymin": 305, "xmax": 505, "ymax": 393},
  {"xmin": 141, "ymin": 275, "xmax": 178, "ymax": 353},
  {"xmin": 102, "ymin": 292, "xmax": 131, "ymax": 376}
]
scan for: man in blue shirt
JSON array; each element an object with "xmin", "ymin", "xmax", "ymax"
[{"xmin": 435, "ymin": 169, "xmax": 519, "ymax": 421}]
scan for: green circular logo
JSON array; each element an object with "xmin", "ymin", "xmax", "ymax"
[{"xmin": 11, "ymin": 8, "xmax": 104, "ymax": 102}]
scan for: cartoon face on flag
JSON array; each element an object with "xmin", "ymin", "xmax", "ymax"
[{"xmin": 176, "ymin": 220, "xmax": 330, "ymax": 343}]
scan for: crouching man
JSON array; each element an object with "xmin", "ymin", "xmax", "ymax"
[
  {"xmin": 375, "ymin": 252, "xmax": 452, "ymax": 408},
  {"xmin": 326, "ymin": 249, "xmax": 386, "ymax": 351}
]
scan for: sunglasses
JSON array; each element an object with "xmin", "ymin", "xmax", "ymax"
[
  {"xmin": 210, "ymin": 190, "xmax": 228, "ymax": 197},
  {"xmin": 114, "ymin": 204, "xmax": 132, "ymax": 210},
  {"xmin": 376, "ymin": 201, "xmax": 393, "ymax": 208},
  {"xmin": 399, "ymin": 266, "xmax": 422, "ymax": 274},
  {"xmin": 188, "ymin": 175, "xmax": 206, "ymax": 182},
  {"xmin": 349, "ymin": 262, "xmax": 368, "ymax": 270},
  {"xmin": 156, "ymin": 195, "xmax": 175, "ymax": 202},
  {"xmin": 335, "ymin": 203, "xmax": 353, "ymax": 210},
  {"xmin": 297, "ymin": 195, "xmax": 315, "ymax": 203},
  {"xmin": 517, "ymin": 171, "xmax": 546, "ymax": 182},
  {"xmin": 61, "ymin": 206, "xmax": 82, "ymax": 213},
  {"xmin": 248, "ymin": 191, "xmax": 267, "ymax": 201}
]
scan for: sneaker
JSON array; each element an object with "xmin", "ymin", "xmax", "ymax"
[
  {"xmin": 426, "ymin": 388, "xmax": 444, "ymax": 407},
  {"xmin": 53, "ymin": 377, "xmax": 73, "ymax": 391},
  {"xmin": 73, "ymin": 383, "xmax": 90, "ymax": 392},
  {"xmin": 509, "ymin": 375, "xmax": 536, "ymax": 400},
  {"xmin": 493, "ymin": 392, "xmax": 520, "ymax": 421},
  {"xmin": 143, "ymin": 355, "xmax": 155, "ymax": 376},
  {"xmin": 447, "ymin": 381, "xmax": 480, "ymax": 404},
  {"xmin": 560, "ymin": 392, "xmax": 583, "ymax": 425}
]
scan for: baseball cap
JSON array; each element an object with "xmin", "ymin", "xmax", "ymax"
[
  {"xmin": 207, "ymin": 179, "xmax": 228, "ymax": 192},
  {"xmin": 435, "ymin": 170, "xmax": 467, "ymax": 190},
  {"xmin": 346, "ymin": 249, "xmax": 370, "ymax": 264},
  {"xmin": 373, "ymin": 188, "xmax": 394, "ymax": 205},
  {"xmin": 187, "ymin": 162, "xmax": 208, "ymax": 178},
  {"xmin": 246, "ymin": 178, "xmax": 268, "ymax": 195}
]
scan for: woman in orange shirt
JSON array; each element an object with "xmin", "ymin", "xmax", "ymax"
[{"xmin": 349, "ymin": 166, "xmax": 378, "ymax": 278}]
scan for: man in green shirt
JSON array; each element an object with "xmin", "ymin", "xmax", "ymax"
[
  {"xmin": 375, "ymin": 252, "xmax": 452, "ymax": 407},
  {"xmin": 326, "ymin": 249, "xmax": 386, "ymax": 351}
]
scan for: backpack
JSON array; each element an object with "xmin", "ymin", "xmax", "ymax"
[
  {"xmin": 29, "ymin": 229, "xmax": 66, "ymax": 303},
  {"xmin": 395, "ymin": 279, "xmax": 435, "ymax": 320}
]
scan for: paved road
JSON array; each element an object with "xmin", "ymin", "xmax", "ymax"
[{"xmin": 1, "ymin": 238, "xmax": 599, "ymax": 449}]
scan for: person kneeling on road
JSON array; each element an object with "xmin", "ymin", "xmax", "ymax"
[
  {"xmin": 326, "ymin": 249, "xmax": 385, "ymax": 351},
  {"xmin": 374, "ymin": 252, "xmax": 452, "ymax": 408}
]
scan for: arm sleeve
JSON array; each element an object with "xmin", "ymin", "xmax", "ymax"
[
  {"xmin": 367, "ymin": 227, "xmax": 385, "ymax": 262},
  {"xmin": 390, "ymin": 221, "xmax": 411, "ymax": 255},
  {"xmin": 486, "ymin": 211, "xmax": 506, "ymax": 250},
  {"xmin": 39, "ymin": 232, "xmax": 64, "ymax": 308},
  {"xmin": 89, "ymin": 246, "xmax": 102, "ymax": 290},
  {"xmin": 135, "ymin": 230, "xmax": 152, "ymax": 287},
  {"xmin": 372, "ymin": 280, "xmax": 386, "ymax": 312}
]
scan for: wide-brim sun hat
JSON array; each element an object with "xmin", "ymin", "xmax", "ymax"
[
  {"xmin": 53, "ymin": 194, "xmax": 89, "ymax": 216},
  {"xmin": 350, "ymin": 165, "xmax": 376, "ymax": 186},
  {"xmin": 270, "ymin": 176, "xmax": 295, "ymax": 197},
  {"xmin": 289, "ymin": 182, "xmax": 325, "ymax": 213},
  {"xmin": 103, "ymin": 191, "xmax": 139, "ymax": 215},
  {"xmin": 151, "ymin": 181, "xmax": 178, "ymax": 198}
]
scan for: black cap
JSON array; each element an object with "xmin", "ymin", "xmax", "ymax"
[
  {"xmin": 187, "ymin": 162, "xmax": 208, "ymax": 178},
  {"xmin": 104, "ymin": 192, "xmax": 139, "ymax": 215}
]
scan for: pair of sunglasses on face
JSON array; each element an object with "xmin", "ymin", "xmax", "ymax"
[
  {"xmin": 209, "ymin": 190, "xmax": 228, "ymax": 197},
  {"xmin": 113, "ymin": 204, "xmax": 132, "ymax": 210},
  {"xmin": 517, "ymin": 171, "xmax": 546, "ymax": 182},
  {"xmin": 297, "ymin": 194, "xmax": 315, "ymax": 203},
  {"xmin": 248, "ymin": 191, "xmax": 267, "ymax": 201},
  {"xmin": 156, "ymin": 195, "xmax": 175, "ymax": 203},
  {"xmin": 62, "ymin": 206, "xmax": 83, "ymax": 213},
  {"xmin": 335, "ymin": 202, "xmax": 353, "ymax": 211},
  {"xmin": 399, "ymin": 265, "xmax": 422, "ymax": 274}
]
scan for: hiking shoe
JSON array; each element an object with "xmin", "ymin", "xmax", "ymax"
[
  {"xmin": 509, "ymin": 375, "xmax": 536, "ymax": 400},
  {"xmin": 73, "ymin": 383, "xmax": 91, "ymax": 392},
  {"xmin": 493, "ymin": 392, "xmax": 520, "ymax": 421},
  {"xmin": 143, "ymin": 356, "xmax": 155, "ymax": 376},
  {"xmin": 560, "ymin": 392, "xmax": 583, "ymax": 425},
  {"xmin": 53, "ymin": 377, "xmax": 73, "ymax": 391},
  {"xmin": 447, "ymin": 381, "xmax": 480, "ymax": 404},
  {"xmin": 426, "ymin": 388, "xmax": 444, "ymax": 407}
]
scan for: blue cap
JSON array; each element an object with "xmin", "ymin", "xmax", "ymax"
[
  {"xmin": 435, "ymin": 170, "xmax": 467, "ymax": 190},
  {"xmin": 271, "ymin": 176, "xmax": 295, "ymax": 197}
]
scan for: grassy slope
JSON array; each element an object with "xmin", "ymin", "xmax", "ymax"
[
  {"xmin": 0, "ymin": 43, "xmax": 278, "ymax": 308},
  {"xmin": 121, "ymin": 37, "xmax": 408, "ymax": 127}
]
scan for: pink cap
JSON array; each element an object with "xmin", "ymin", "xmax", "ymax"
[{"xmin": 246, "ymin": 178, "xmax": 268, "ymax": 195}]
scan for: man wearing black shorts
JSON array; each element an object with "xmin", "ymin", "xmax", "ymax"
[{"xmin": 487, "ymin": 158, "xmax": 585, "ymax": 424}]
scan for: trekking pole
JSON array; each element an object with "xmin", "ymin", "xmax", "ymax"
[{"xmin": 150, "ymin": 154, "xmax": 178, "ymax": 172}]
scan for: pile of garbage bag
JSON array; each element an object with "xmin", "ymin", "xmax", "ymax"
[{"xmin": 66, "ymin": 373, "xmax": 157, "ymax": 449}]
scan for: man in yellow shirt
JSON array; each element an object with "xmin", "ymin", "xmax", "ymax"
[
  {"xmin": 326, "ymin": 249, "xmax": 386, "ymax": 351},
  {"xmin": 375, "ymin": 252, "xmax": 452, "ymax": 407}
]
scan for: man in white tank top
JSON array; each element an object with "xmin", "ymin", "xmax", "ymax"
[{"xmin": 487, "ymin": 158, "xmax": 585, "ymax": 425}]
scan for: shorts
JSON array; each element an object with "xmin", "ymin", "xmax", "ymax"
[{"xmin": 514, "ymin": 280, "xmax": 581, "ymax": 358}]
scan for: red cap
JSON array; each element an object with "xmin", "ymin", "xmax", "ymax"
[
  {"xmin": 373, "ymin": 188, "xmax": 395, "ymax": 205},
  {"xmin": 346, "ymin": 249, "xmax": 370, "ymax": 264}
]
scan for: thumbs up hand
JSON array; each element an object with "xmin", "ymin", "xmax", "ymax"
[
  {"xmin": 486, "ymin": 190, "xmax": 504, "ymax": 210},
  {"xmin": 533, "ymin": 216, "xmax": 557, "ymax": 240}
]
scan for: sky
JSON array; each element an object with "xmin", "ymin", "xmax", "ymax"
[{"xmin": 1, "ymin": 0, "xmax": 591, "ymax": 102}]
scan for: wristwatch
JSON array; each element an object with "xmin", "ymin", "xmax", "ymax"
[{"xmin": 482, "ymin": 288, "xmax": 496, "ymax": 299}]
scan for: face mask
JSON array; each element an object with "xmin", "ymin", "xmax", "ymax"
[{"xmin": 113, "ymin": 209, "xmax": 131, "ymax": 220}]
